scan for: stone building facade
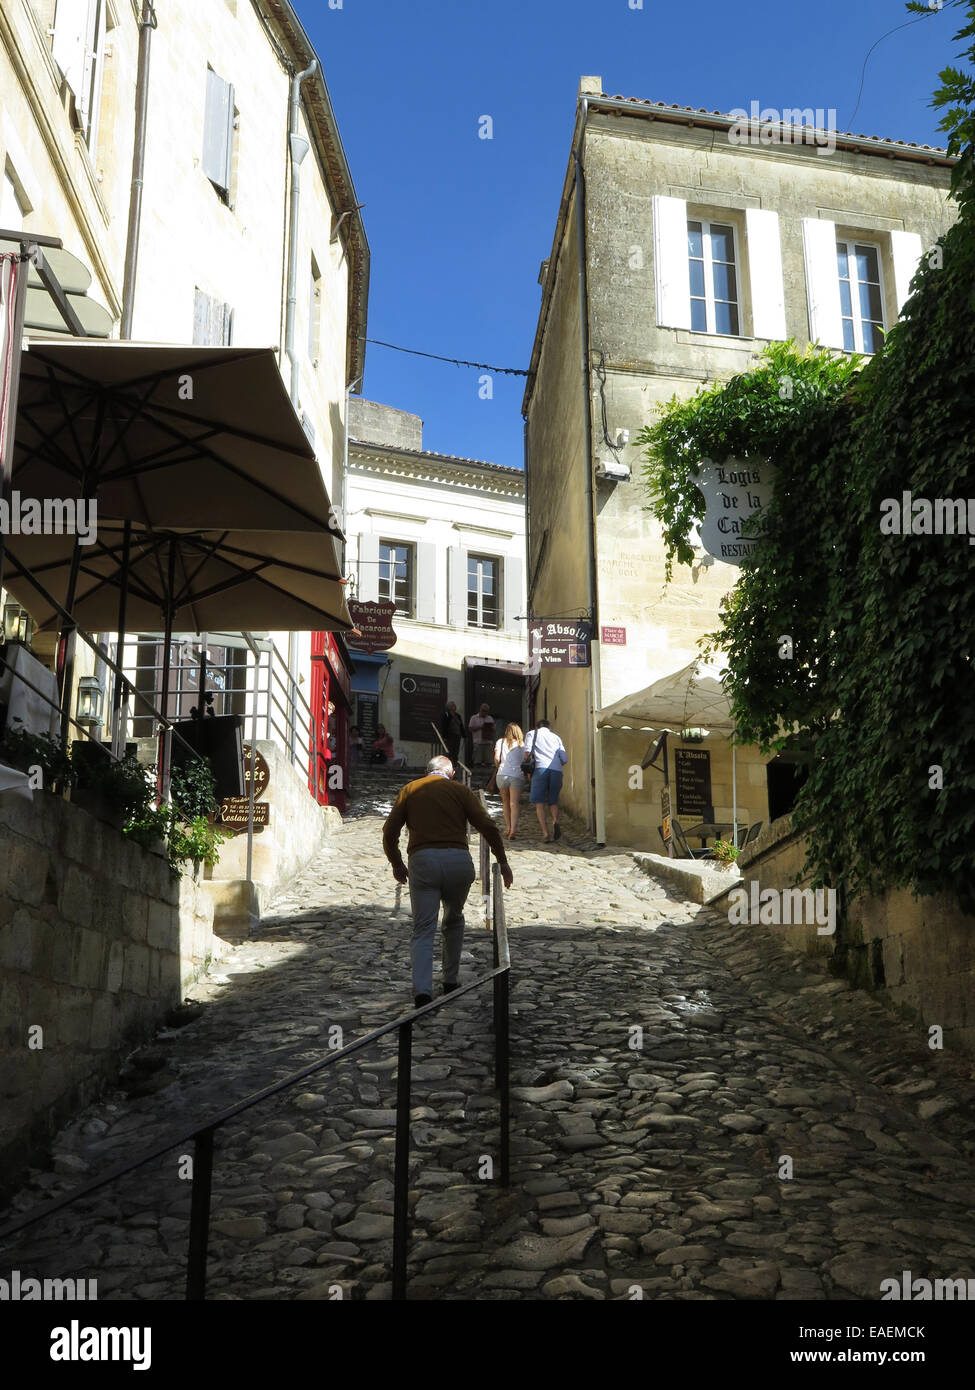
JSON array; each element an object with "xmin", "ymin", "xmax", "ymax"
[
  {"xmin": 0, "ymin": 0, "xmax": 368, "ymax": 761},
  {"xmin": 523, "ymin": 79, "xmax": 957, "ymax": 849},
  {"xmin": 346, "ymin": 399, "xmax": 528, "ymax": 771}
]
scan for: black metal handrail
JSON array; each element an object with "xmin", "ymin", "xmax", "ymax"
[{"xmin": 0, "ymin": 864, "xmax": 511, "ymax": 1302}]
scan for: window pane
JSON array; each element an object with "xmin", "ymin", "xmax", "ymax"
[
  {"xmin": 689, "ymin": 259, "xmax": 706, "ymax": 298},
  {"xmin": 859, "ymin": 279, "xmax": 883, "ymax": 323},
  {"xmin": 842, "ymin": 319, "xmax": 855, "ymax": 352},
  {"xmin": 690, "ymin": 298, "xmax": 708, "ymax": 332},
  {"xmin": 714, "ymin": 300, "xmax": 739, "ymax": 336},
  {"xmin": 687, "ymin": 222, "xmax": 703, "ymax": 257},
  {"xmin": 709, "ymin": 225, "xmax": 735, "ymax": 262},
  {"xmin": 862, "ymin": 321, "xmax": 882, "ymax": 354},
  {"xmin": 836, "ymin": 243, "xmax": 849, "ymax": 278},
  {"xmin": 712, "ymin": 261, "xmax": 737, "ymax": 302},
  {"xmin": 838, "ymin": 277, "xmax": 853, "ymax": 318},
  {"xmin": 854, "ymin": 245, "xmax": 879, "ymax": 282}
]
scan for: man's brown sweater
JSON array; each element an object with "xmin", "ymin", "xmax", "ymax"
[{"xmin": 382, "ymin": 775, "xmax": 508, "ymax": 873}]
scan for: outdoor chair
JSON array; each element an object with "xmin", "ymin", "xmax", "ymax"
[{"xmin": 671, "ymin": 819, "xmax": 716, "ymax": 860}]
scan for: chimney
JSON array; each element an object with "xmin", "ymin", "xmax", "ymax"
[{"xmin": 579, "ymin": 76, "xmax": 602, "ymax": 97}]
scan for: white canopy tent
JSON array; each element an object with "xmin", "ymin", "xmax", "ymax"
[{"xmin": 596, "ymin": 657, "xmax": 743, "ymax": 847}]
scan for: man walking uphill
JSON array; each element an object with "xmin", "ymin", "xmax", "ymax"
[{"xmin": 383, "ymin": 755, "xmax": 513, "ymax": 1008}]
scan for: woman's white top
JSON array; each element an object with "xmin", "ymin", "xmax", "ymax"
[{"xmin": 495, "ymin": 738, "xmax": 527, "ymax": 778}]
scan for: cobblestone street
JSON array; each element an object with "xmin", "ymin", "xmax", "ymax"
[{"xmin": 3, "ymin": 786, "xmax": 975, "ymax": 1301}]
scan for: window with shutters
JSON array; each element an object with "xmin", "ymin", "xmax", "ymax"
[
  {"xmin": 192, "ymin": 287, "xmax": 233, "ymax": 346},
  {"xmin": 50, "ymin": 0, "xmax": 108, "ymax": 151},
  {"xmin": 308, "ymin": 255, "xmax": 321, "ymax": 362},
  {"xmin": 687, "ymin": 220, "xmax": 741, "ymax": 336},
  {"xmin": 468, "ymin": 555, "xmax": 500, "ymax": 629},
  {"xmin": 378, "ymin": 541, "xmax": 414, "ymax": 619},
  {"xmin": 203, "ymin": 65, "xmax": 236, "ymax": 203},
  {"xmin": 1, "ymin": 164, "xmax": 30, "ymax": 231},
  {"xmin": 836, "ymin": 240, "xmax": 885, "ymax": 354}
]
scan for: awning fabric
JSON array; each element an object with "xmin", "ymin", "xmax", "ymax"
[
  {"xmin": 4, "ymin": 523, "xmax": 352, "ymax": 634},
  {"xmin": 596, "ymin": 659, "xmax": 736, "ymax": 733},
  {"xmin": 12, "ymin": 341, "xmax": 339, "ymax": 534}
]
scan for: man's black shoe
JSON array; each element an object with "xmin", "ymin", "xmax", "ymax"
[
  {"xmin": 443, "ymin": 981, "xmax": 460, "ymax": 994},
  {"xmin": 414, "ymin": 993, "xmax": 432, "ymax": 1008}
]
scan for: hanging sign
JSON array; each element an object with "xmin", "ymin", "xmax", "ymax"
[
  {"xmin": 529, "ymin": 619, "xmax": 592, "ymax": 668},
  {"xmin": 348, "ymin": 600, "xmax": 397, "ymax": 654},
  {"xmin": 697, "ymin": 457, "xmax": 775, "ymax": 566}
]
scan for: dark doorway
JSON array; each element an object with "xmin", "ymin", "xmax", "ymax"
[
  {"xmin": 766, "ymin": 756, "xmax": 809, "ymax": 823},
  {"xmin": 464, "ymin": 663, "xmax": 526, "ymax": 738}
]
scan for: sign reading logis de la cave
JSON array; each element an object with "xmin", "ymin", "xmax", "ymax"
[{"xmin": 697, "ymin": 458, "xmax": 774, "ymax": 566}]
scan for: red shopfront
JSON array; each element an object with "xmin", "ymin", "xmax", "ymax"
[{"xmin": 310, "ymin": 631, "xmax": 353, "ymax": 811}]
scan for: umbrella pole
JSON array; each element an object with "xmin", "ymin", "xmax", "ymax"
[
  {"xmin": 159, "ymin": 541, "xmax": 177, "ymax": 801},
  {"xmin": 732, "ymin": 741, "xmax": 738, "ymax": 848},
  {"xmin": 57, "ymin": 534, "xmax": 85, "ymax": 747},
  {"xmin": 112, "ymin": 520, "xmax": 132, "ymax": 759}
]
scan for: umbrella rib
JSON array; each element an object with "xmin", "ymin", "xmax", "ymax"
[
  {"xmin": 110, "ymin": 388, "xmax": 316, "ymax": 456},
  {"xmin": 11, "ymin": 403, "xmax": 88, "ymax": 481},
  {"xmin": 95, "ymin": 406, "xmax": 334, "ymax": 532},
  {"xmin": 97, "ymin": 431, "xmax": 224, "ymax": 483}
]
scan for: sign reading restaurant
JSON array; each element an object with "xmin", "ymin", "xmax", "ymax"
[
  {"xmin": 696, "ymin": 457, "xmax": 775, "ymax": 566},
  {"xmin": 529, "ymin": 619, "xmax": 592, "ymax": 669},
  {"xmin": 348, "ymin": 599, "xmax": 397, "ymax": 654}
]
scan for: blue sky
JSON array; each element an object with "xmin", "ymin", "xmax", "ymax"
[{"xmin": 301, "ymin": 0, "xmax": 962, "ymax": 469}]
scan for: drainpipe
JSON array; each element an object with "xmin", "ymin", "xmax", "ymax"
[
  {"xmin": 285, "ymin": 59, "xmax": 318, "ymax": 407},
  {"xmin": 120, "ymin": 1, "xmax": 156, "ymax": 339},
  {"xmin": 573, "ymin": 99, "xmax": 606, "ymax": 845}
]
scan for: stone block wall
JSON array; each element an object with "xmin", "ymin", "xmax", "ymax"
[
  {"xmin": 0, "ymin": 793, "xmax": 215, "ymax": 1195},
  {"xmin": 710, "ymin": 817, "xmax": 975, "ymax": 1055}
]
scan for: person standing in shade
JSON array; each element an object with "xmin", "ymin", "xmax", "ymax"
[
  {"xmin": 468, "ymin": 703, "xmax": 496, "ymax": 772},
  {"xmin": 383, "ymin": 755, "xmax": 513, "ymax": 1007},
  {"xmin": 494, "ymin": 722, "xmax": 526, "ymax": 839},
  {"xmin": 524, "ymin": 718, "xmax": 568, "ymax": 843},
  {"xmin": 441, "ymin": 700, "xmax": 465, "ymax": 769}
]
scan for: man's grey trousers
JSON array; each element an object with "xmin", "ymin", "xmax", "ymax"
[{"xmin": 407, "ymin": 848, "xmax": 477, "ymax": 997}]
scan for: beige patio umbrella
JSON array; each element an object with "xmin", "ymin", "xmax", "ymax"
[{"xmin": 596, "ymin": 658, "xmax": 742, "ymax": 846}]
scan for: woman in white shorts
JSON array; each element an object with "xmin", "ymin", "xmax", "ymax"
[{"xmin": 494, "ymin": 723, "xmax": 526, "ymax": 839}]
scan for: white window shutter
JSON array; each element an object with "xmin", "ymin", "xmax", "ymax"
[
  {"xmin": 890, "ymin": 230, "xmax": 924, "ymax": 313},
  {"xmin": 415, "ymin": 542, "xmax": 437, "ymax": 624},
  {"xmin": 448, "ymin": 546, "xmax": 467, "ymax": 628},
  {"xmin": 357, "ymin": 533, "xmax": 380, "ymax": 603},
  {"xmin": 52, "ymin": 0, "xmax": 89, "ymax": 99},
  {"xmin": 502, "ymin": 556, "xmax": 522, "ymax": 633},
  {"xmin": 653, "ymin": 195, "xmax": 692, "ymax": 330},
  {"xmin": 745, "ymin": 208, "xmax": 787, "ymax": 341},
  {"xmin": 203, "ymin": 69, "xmax": 233, "ymax": 193},
  {"xmin": 801, "ymin": 218, "xmax": 844, "ymax": 349},
  {"xmin": 84, "ymin": 0, "xmax": 108, "ymax": 149}
]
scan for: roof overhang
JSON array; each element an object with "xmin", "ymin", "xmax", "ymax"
[{"xmin": 257, "ymin": 0, "xmax": 370, "ymax": 387}]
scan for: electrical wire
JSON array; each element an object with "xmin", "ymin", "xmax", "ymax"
[
  {"xmin": 358, "ymin": 336, "xmax": 528, "ymax": 377},
  {"xmin": 847, "ymin": 6, "xmax": 942, "ymax": 132}
]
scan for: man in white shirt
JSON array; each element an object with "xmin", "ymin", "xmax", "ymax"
[
  {"xmin": 524, "ymin": 719, "xmax": 568, "ymax": 843},
  {"xmin": 468, "ymin": 704, "xmax": 496, "ymax": 769}
]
